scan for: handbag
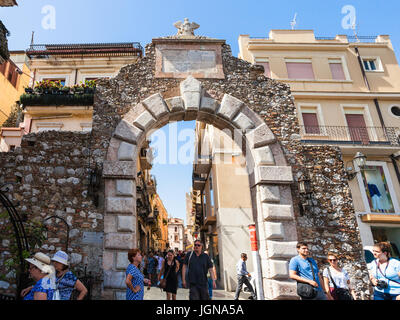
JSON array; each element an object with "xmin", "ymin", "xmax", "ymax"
[
  {"xmin": 296, "ymin": 259, "xmax": 318, "ymax": 299},
  {"xmin": 159, "ymin": 260, "xmax": 173, "ymax": 289},
  {"xmin": 327, "ymin": 267, "xmax": 353, "ymax": 300}
]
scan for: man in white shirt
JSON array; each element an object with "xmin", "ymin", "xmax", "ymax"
[{"xmin": 234, "ymin": 253, "xmax": 257, "ymax": 300}]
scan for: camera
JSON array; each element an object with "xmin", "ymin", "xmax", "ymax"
[{"xmin": 376, "ymin": 280, "xmax": 388, "ymax": 290}]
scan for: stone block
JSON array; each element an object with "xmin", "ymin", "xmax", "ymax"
[
  {"xmin": 255, "ymin": 166, "xmax": 293, "ymax": 185},
  {"xmin": 258, "ymin": 185, "xmax": 280, "ymax": 203},
  {"xmin": 253, "ymin": 146, "xmax": 275, "ymax": 166},
  {"xmin": 116, "ymin": 180, "xmax": 135, "ymax": 196},
  {"xmin": 103, "ymin": 161, "xmax": 136, "ymax": 179},
  {"xmin": 267, "ymin": 260, "xmax": 289, "ymax": 279},
  {"xmin": 104, "ymin": 215, "xmax": 117, "ymax": 233},
  {"xmin": 117, "ymin": 215, "xmax": 136, "ymax": 232},
  {"xmin": 264, "ymin": 279, "xmax": 298, "ymax": 300},
  {"xmin": 113, "ymin": 120, "xmax": 143, "ymax": 145},
  {"xmin": 246, "ymin": 124, "xmax": 276, "ymax": 149},
  {"xmin": 116, "ymin": 252, "xmax": 129, "ymax": 270},
  {"xmin": 142, "ymin": 93, "xmax": 169, "ymax": 119},
  {"xmin": 262, "ymin": 204, "xmax": 294, "ymax": 221},
  {"xmin": 103, "ymin": 250, "xmax": 115, "ymax": 271},
  {"xmin": 232, "ymin": 112, "xmax": 255, "ymax": 131},
  {"xmin": 104, "ymin": 270, "xmax": 126, "ymax": 289},
  {"xmin": 200, "ymin": 96, "xmax": 219, "ymax": 113},
  {"xmin": 106, "ymin": 197, "xmax": 135, "ymax": 214},
  {"xmin": 180, "ymin": 76, "xmax": 202, "ymax": 111},
  {"xmin": 217, "ymin": 94, "xmax": 244, "ymax": 120},
  {"xmin": 165, "ymin": 97, "xmax": 185, "ymax": 113},
  {"xmin": 133, "ymin": 110, "xmax": 156, "ymax": 131},
  {"xmin": 264, "ymin": 222, "xmax": 285, "ymax": 240},
  {"xmin": 118, "ymin": 142, "xmax": 137, "ymax": 161},
  {"xmin": 104, "ymin": 233, "xmax": 135, "ymax": 250},
  {"xmin": 266, "ymin": 241, "xmax": 297, "ymax": 259}
]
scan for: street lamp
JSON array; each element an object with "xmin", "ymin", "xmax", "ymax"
[{"xmin": 346, "ymin": 152, "xmax": 367, "ymax": 180}]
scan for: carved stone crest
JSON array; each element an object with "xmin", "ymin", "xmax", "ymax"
[{"xmin": 173, "ymin": 18, "xmax": 200, "ymax": 38}]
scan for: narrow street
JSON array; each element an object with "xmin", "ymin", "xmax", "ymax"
[{"xmin": 143, "ymin": 287, "xmax": 252, "ymax": 300}]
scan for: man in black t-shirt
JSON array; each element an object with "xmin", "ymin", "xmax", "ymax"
[{"xmin": 182, "ymin": 240, "xmax": 216, "ymax": 300}]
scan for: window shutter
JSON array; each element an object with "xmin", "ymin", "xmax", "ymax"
[
  {"xmin": 286, "ymin": 62, "xmax": 315, "ymax": 80},
  {"xmin": 302, "ymin": 113, "xmax": 320, "ymax": 134},
  {"xmin": 330, "ymin": 63, "xmax": 346, "ymax": 80}
]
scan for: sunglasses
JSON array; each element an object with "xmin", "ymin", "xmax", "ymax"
[
  {"xmin": 328, "ymin": 259, "xmax": 337, "ymax": 262},
  {"xmin": 194, "ymin": 244, "xmax": 202, "ymax": 247}
]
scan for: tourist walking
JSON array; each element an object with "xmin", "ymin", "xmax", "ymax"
[
  {"xmin": 368, "ymin": 242, "xmax": 400, "ymax": 300},
  {"xmin": 125, "ymin": 249, "xmax": 150, "ymax": 300},
  {"xmin": 322, "ymin": 252, "xmax": 355, "ymax": 300},
  {"xmin": 234, "ymin": 253, "xmax": 257, "ymax": 300},
  {"xmin": 182, "ymin": 240, "xmax": 216, "ymax": 300},
  {"xmin": 289, "ymin": 242, "xmax": 328, "ymax": 300},
  {"xmin": 156, "ymin": 251, "xmax": 164, "ymax": 276},
  {"xmin": 146, "ymin": 252, "xmax": 158, "ymax": 287},
  {"xmin": 158, "ymin": 250, "xmax": 180, "ymax": 300},
  {"xmin": 21, "ymin": 252, "xmax": 56, "ymax": 300}
]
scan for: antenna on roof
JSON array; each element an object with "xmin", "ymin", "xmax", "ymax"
[
  {"xmin": 351, "ymin": 21, "xmax": 360, "ymax": 42},
  {"xmin": 290, "ymin": 13, "xmax": 298, "ymax": 30},
  {"xmin": 30, "ymin": 31, "xmax": 35, "ymax": 46}
]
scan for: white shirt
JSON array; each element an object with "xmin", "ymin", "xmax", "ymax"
[{"xmin": 323, "ymin": 266, "xmax": 350, "ymax": 289}]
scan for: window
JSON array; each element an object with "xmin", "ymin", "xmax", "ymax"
[
  {"xmin": 362, "ymin": 58, "xmax": 382, "ymax": 72},
  {"xmin": 361, "ymin": 165, "xmax": 395, "ymax": 214},
  {"xmin": 390, "ymin": 106, "xmax": 400, "ymax": 117},
  {"xmin": 345, "ymin": 114, "xmax": 369, "ymax": 144},
  {"xmin": 286, "ymin": 59, "xmax": 315, "ymax": 80},
  {"xmin": 329, "ymin": 59, "xmax": 346, "ymax": 80},
  {"xmin": 302, "ymin": 112, "xmax": 320, "ymax": 134}
]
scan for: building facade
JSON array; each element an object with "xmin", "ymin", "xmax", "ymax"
[
  {"xmin": 168, "ymin": 218, "xmax": 184, "ymax": 251},
  {"xmin": 239, "ymin": 30, "xmax": 400, "ymax": 258}
]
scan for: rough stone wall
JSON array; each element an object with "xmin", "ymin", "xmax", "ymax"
[
  {"xmin": 0, "ymin": 131, "xmax": 104, "ymax": 298},
  {"xmin": 0, "ymin": 40, "xmax": 371, "ymax": 299}
]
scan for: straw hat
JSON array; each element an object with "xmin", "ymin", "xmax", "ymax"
[
  {"xmin": 25, "ymin": 252, "xmax": 54, "ymax": 274},
  {"xmin": 51, "ymin": 250, "xmax": 69, "ymax": 266}
]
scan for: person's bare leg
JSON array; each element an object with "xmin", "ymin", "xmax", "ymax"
[
  {"xmin": 172, "ymin": 294, "xmax": 176, "ymax": 300},
  {"xmin": 167, "ymin": 293, "xmax": 171, "ymax": 300}
]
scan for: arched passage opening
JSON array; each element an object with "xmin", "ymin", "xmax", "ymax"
[{"xmin": 102, "ymin": 76, "xmax": 298, "ymax": 300}]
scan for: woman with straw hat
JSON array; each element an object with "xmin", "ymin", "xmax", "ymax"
[
  {"xmin": 22, "ymin": 252, "xmax": 56, "ymax": 300},
  {"xmin": 51, "ymin": 250, "xmax": 88, "ymax": 300}
]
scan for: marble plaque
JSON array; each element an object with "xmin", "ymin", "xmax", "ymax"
[{"xmin": 162, "ymin": 50, "xmax": 217, "ymax": 73}]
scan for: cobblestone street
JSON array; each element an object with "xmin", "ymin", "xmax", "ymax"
[{"xmin": 143, "ymin": 286, "xmax": 252, "ymax": 300}]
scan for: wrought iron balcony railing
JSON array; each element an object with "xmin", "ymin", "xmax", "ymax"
[
  {"xmin": 26, "ymin": 42, "xmax": 143, "ymax": 58},
  {"xmin": 300, "ymin": 125, "xmax": 400, "ymax": 146}
]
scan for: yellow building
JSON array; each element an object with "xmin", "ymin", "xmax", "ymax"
[
  {"xmin": 0, "ymin": 51, "xmax": 31, "ymax": 125},
  {"xmin": 239, "ymin": 30, "xmax": 400, "ymax": 255}
]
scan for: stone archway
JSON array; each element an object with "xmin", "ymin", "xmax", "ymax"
[{"xmin": 102, "ymin": 76, "xmax": 298, "ymax": 300}]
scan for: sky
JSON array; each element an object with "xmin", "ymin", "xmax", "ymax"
[{"xmin": 1, "ymin": 0, "xmax": 400, "ymax": 224}]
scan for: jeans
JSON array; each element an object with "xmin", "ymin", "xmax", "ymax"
[
  {"xmin": 374, "ymin": 290, "xmax": 399, "ymax": 300},
  {"xmin": 234, "ymin": 275, "xmax": 257, "ymax": 300},
  {"xmin": 207, "ymin": 278, "xmax": 213, "ymax": 299},
  {"xmin": 177, "ymin": 272, "xmax": 183, "ymax": 288},
  {"xmin": 189, "ymin": 285, "xmax": 210, "ymax": 300},
  {"xmin": 306, "ymin": 289, "xmax": 327, "ymax": 300}
]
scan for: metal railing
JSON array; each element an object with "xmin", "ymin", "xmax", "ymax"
[
  {"xmin": 26, "ymin": 42, "xmax": 143, "ymax": 58},
  {"xmin": 300, "ymin": 125, "xmax": 400, "ymax": 146}
]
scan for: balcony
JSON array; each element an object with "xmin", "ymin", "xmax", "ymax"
[
  {"xmin": 193, "ymin": 155, "xmax": 211, "ymax": 175},
  {"xmin": 192, "ymin": 173, "xmax": 206, "ymax": 192},
  {"xmin": 146, "ymin": 176, "xmax": 157, "ymax": 195},
  {"xmin": 300, "ymin": 125, "xmax": 400, "ymax": 147},
  {"xmin": 21, "ymin": 80, "xmax": 95, "ymax": 107},
  {"xmin": 140, "ymin": 148, "xmax": 153, "ymax": 170}
]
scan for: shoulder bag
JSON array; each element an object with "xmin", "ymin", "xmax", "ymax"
[
  {"xmin": 327, "ymin": 267, "xmax": 353, "ymax": 300},
  {"xmin": 159, "ymin": 260, "xmax": 173, "ymax": 289},
  {"xmin": 297, "ymin": 259, "xmax": 318, "ymax": 299}
]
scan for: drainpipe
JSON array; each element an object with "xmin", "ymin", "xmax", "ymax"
[{"xmin": 249, "ymin": 224, "xmax": 265, "ymax": 300}]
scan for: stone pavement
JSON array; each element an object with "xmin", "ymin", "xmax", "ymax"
[{"xmin": 143, "ymin": 286, "xmax": 252, "ymax": 300}]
